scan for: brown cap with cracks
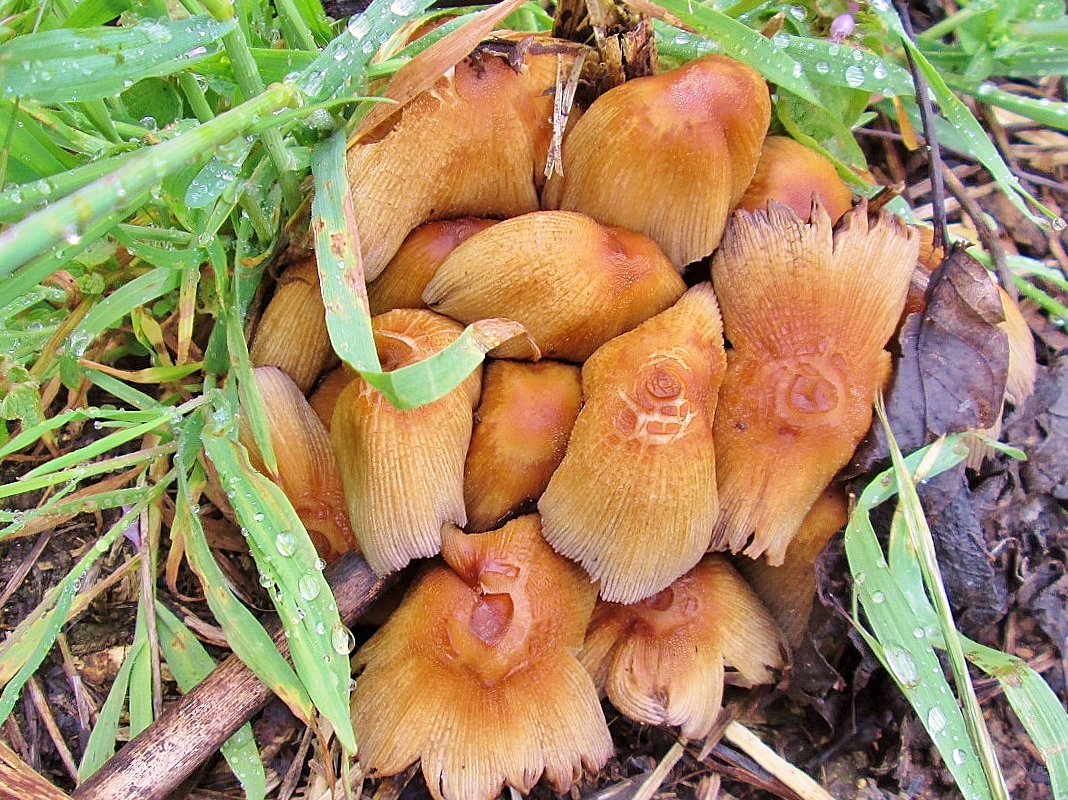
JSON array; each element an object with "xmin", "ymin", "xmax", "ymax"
[
  {"xmin": 542, "ymin": 54, "xmax": 770, "ymax": 269},
  {"xmin": 423, "ymin": 210, "xmax": 686, "ymax": 362},
  {"xmin": 350, "ymin": 515, "xmax": 612, "ymax": 800},
  {"xmin": 709, "ymin": 201, "xmax": 919, "ymax": 564},
  {"xmin": 538, "ymin": 282, "xmax": 726, "ymax": 603},
  {"xmin": 329, "ymin": 309, "xmax": 481, "ymax": 575},
  {"xmin": 580, "ymin": 554, "xmax": 786, "ymax": 740}
]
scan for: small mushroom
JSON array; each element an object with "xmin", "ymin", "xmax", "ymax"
[
  {"xmin": 350, "ymin": 515, "xmax": 612, "ymax": 800},
  {"xmin": 734, "ymin": 485, "xmax": 848, "ymax": 648},
  {"xmin": 423, "ymin": 210, "xmax": 686, "ymax": 362},
  {"xmin": 539, "ymin": 282, "xmax": 726, "ymax": 603},
  {"xmin": 367, "ymin": 218, "xmax": 499, "ymax": 316},
  {"xmin": 249, "ymin": 257, "xmax": 337, "ymax": 394},
  {"xmin": 542, "ymin": 54, "xmax": 770, "ymax": 269},
  {"xmin": 464, "ymin": 359, "xmax": 583, "ymax": 532},
  {"xmin": 737, "ymin": 135, "xmax": 853, "ymax": 224},
  {"xmin": 580, "ymin": 554, "xmax": 787, "ymax": 740},
  {"xmin": 239, "ymin": 366, "xmax": 357, "ymax": 562},
  {"xmin": 709, "ymin": 201, "xmax": 918, "ymax": 564},
  {"xmin": 330, "ymin": 309, "xmax": 481, "ymax": 575},
  {"xmin": 347, "ymin": 49, "xmax": 564, "ymax": 280}
]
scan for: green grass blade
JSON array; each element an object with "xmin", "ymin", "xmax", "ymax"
[
  {"xmin": 630, "ymin": 0, "xmax": 824, "ymax": 108},
  {"xmin": 845, "ymin": 474, "xmax": 994, "ymax": 800},
  {"xmin": 0, "ymin": 16, "xmax": 234, "ymax": 104},
  {"xmin": 199, "ymin": 403, "xmax": 356, "ymax": 752},
  {"xmin": 77, "ymin": 632, "xmax": 140, "ymax": 780},
  {"xmin": 0, "ymin": 81, "xmax": 299, "ymax": 277},
  {"xmin": 174, "ymin": 452, "xmax": 315, "ymax": 723},
  {"xmin": 0, "ymin": 486, "xmax": 165, "ymax": 724},
  {"xmin": 310, "ymin": 129, "xmax": 534, "ymax": 410},
  {"xmin": 964, "ymin": 642, "xmax": 1068, "ymax": 799},
  {"xmin": 127, "ymin": 600, "xmax": 155, "ymax": 737},
  {"xmin": 869, "ymin": 0, "xmax": 1061, "ymax": 227},
  {"xmin": 155, "ymin": 601, "xmax": 267, "ymax": 800}
]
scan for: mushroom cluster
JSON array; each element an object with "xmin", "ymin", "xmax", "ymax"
[{"xmin": 248, "ymin": 35, "xmax": 921, "ymax": 800}]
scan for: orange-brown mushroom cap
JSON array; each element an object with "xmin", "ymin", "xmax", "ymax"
[
  {"xmin": 240, "ymin": 366, "xmax": 357, "ymax": 562},
  {"xmin": 542, "ymin": 54, "xmax": 770, "ymax": 269},
  {"xmin": 580, "ymin": 554, "xmax": 786, "ymax": 740},
  {"xmin": 422, "ymin": 210, "xmax": 686, "ymax": 362},
  {"xmin": 330, "ymin": 309, "xmax": 481, "ymax": 575},
  {"xmin": 538, "ymin": 282, "xmax": 727, "ymax": 603},
  {"xmin": 350, "ymin": 515, "xmax": 612, "ymax": 800},
  {"xmin": 737, "ymin": 135, "xmax": 853, "ymax": 224},
  {"xmin": 347, "ymin": 50, "xmax": 564, "ymax": 281},
  {"xmin": 709, "ymin": 201, "xmax": 918, "ymax": 564},
  {"xmin": 464, "ymin": 359, "xmax": 583, "ymax": 532}
]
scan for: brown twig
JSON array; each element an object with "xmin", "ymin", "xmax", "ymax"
[{"xmin": 72, "ymin": 550, "xmax": 394, "ymax": 800}]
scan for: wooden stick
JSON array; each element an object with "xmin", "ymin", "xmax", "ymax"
[{"xmin": 72, "ymin": 551, "xmax": 392, "ymax": 800}]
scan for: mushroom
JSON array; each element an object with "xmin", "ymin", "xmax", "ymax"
[
  {"xmin": 423, "ymin": 210, "xmax": 686, "ymax": 362},
  {"xmin": 249, "ymin": 257, "xmax": 337, "ymax": 394},
  {"xmin": 239, "ymin": 366, "xmax": 357, "ymax": 562},
  {"xmin": 734, "ymin": 485, "xmax": 848, "ymax": 648},
  {"xmin": 737, "ymin": 135, "xmax": 853, "ymax": 224},
  {"xmin": 709, "ymin": 201, "xmax": 919, "ymax": 564},
  {"xmin": 464, "ymin": 359, "xmax": 583, "ymax": 532},
  {"xmin": 538, "ymin": 282, "xmax": 726, "ymax": 603},
  {"xmin": 367, "ymin": 218, "xmax": 499, "ymax": 316},
  {"xmin": 350, "ymin": 515, "xmax": 612, "ymax": 800},
  {"xmin": 346, "ymin": 47, "xmax": 566, "ymax": 280},
  {"xmin": 330, "ymin": 309, "xmax": 481, "ymax": 575},
  {"xmin": 579, "ymin": 554, "xmax": 787, "ymax": 740},
  {"xmin": 542, "ymin": 54, "xmax": 771, "ymax": 269}
]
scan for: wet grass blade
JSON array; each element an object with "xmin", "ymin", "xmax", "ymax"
[
  {"xmin": 310, "ymin": 129, "xmax": 535, "ymax": 410},
  {"xmin": 200, "ymin": 399, "xmax": 356, "ymax": 753},
  {"xmin": 0, "ymin": 484, "xmax": 166, "ymax": 724},
  {"xmin": 174, "ymin": 458, "xmax": 315, "ymax": 724},
  {"xmin": 77, "ymin": 632, "xmax": 141, "ymax": 780},
  {"xmin": 0, "ymin": 16, "xmax": 234, "ymax": 104},
  {"xmin": 155, "ymin": 601, "xmax": 267, "ymax": 800}
]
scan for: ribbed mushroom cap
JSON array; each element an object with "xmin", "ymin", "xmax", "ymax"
[
  {"xmin": 350, "ymin": 515, "xmax": 611, "ymax": 800},
  {"xmin": 735, "ymin": 485, "xmax": 848, "ymax": 648},
  {"xmin": 249, "ymin": 257, "xmax": 337, "ymax": 394},
  {"xmin": 423, "ymin": 210, "xmax": 686, "ymax": 362},
  {"xmin": 580, "ymin": 554, "xmax": 786, "ymax": 740},
  {"xmin": 538, "ymin": 283, "xmax": 726, "ymax": 603},
  {"xmin": 239, "ymin": 367, "xmax": 357, "ymax": 562},
  {"xmin": 737, "ymin": 135, "xmax": 853, "ymax": 224},
  {"xmin": 542, "ymin": 54, "xmax": 770, "ymax": 269},
  {"xmin": 346, "ymin": 50, "xmax": 562, "ymax": 281},
  {"xmin": 367, "ymin": 218, "xmax": 499, "ymax": 316},
  {"xmin": 709, "ymin": 201, "xmax": 918, "ymax": 564},
  {"xmin": 330, "ymin": 309, "xmax": 481, "ymax": 575},
  {"xmin": 307, "ymin": 363, "xmax": 357, "ymax": 431},
  {"xmin": 464, "ymin": 359, "xmax": 583, "ymax": 532}
]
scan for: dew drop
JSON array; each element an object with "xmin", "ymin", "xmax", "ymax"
[
  {"xmin": 315, "ymin": 622, "xmax": 327, "ymax": 635},
  {"xmin": 331, "ymin": 623, "xmax": 356, "ymax": 654},
  {"xmin": 927, "ymin": 706, "xmax": 948, "ymax": 734},
  {"xmin": 275, "ymin": 531, "xmax": 296, "ymax": 557},
  {"xmin": 844, "ymin": 64, "xmax": 865, "ymax": 88},
  {"xmin": 870, "ymin": 590, "xmax": 886, "ymax": 604},
  {"xmin": 855, "ymin": 572, "xmax": 867, "ymax": 585},
  {"xmin": 314, "ymin": 557, "xmax": 327, "ymax": 571},
  {"xmin": 913, "ymin": 627, "xmax": 926, "ymax": 639},
  {"xmin": 885, "ymin": 646, "xmax": 919, "ymax": 687},
  {"xmin": 259, "ymin": 571, "xmax": 273, "ymax": 588},
  {"xmin": 873, "ymin": 63, "xmax": 888, "ymax": 80},
  {"xmin": 298, "ymin": 574, "xmax": 321, "ymax": 601},
  {"xmin": 815, "ymin": 61, "xmax": 831, "ymax": 75},
  {"xmin": 252, "ymin": 512, "xmax": 265, "ymax": 522},
  {"xmin": 952, "ymin": 748, "xmax": 967, "ymax": 765},
  {"xmin": 390, "ymin": 0, "xmax": 418, "ymax": 15}
]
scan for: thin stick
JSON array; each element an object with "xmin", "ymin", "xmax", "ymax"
[
  {"xmin": 721, "ymin": 722, "xmax": 836, "ymax": 800},
  {"xmin": 632, "ymin": 739, "xmax": 687, "ymax": 800},
  {"xmin": 72, "ymin": 551, "xmax": 393, "ymax": 800},
  {"xmin": 895, "ymin": 0, "xmax": 948, "ymax": 255}
]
